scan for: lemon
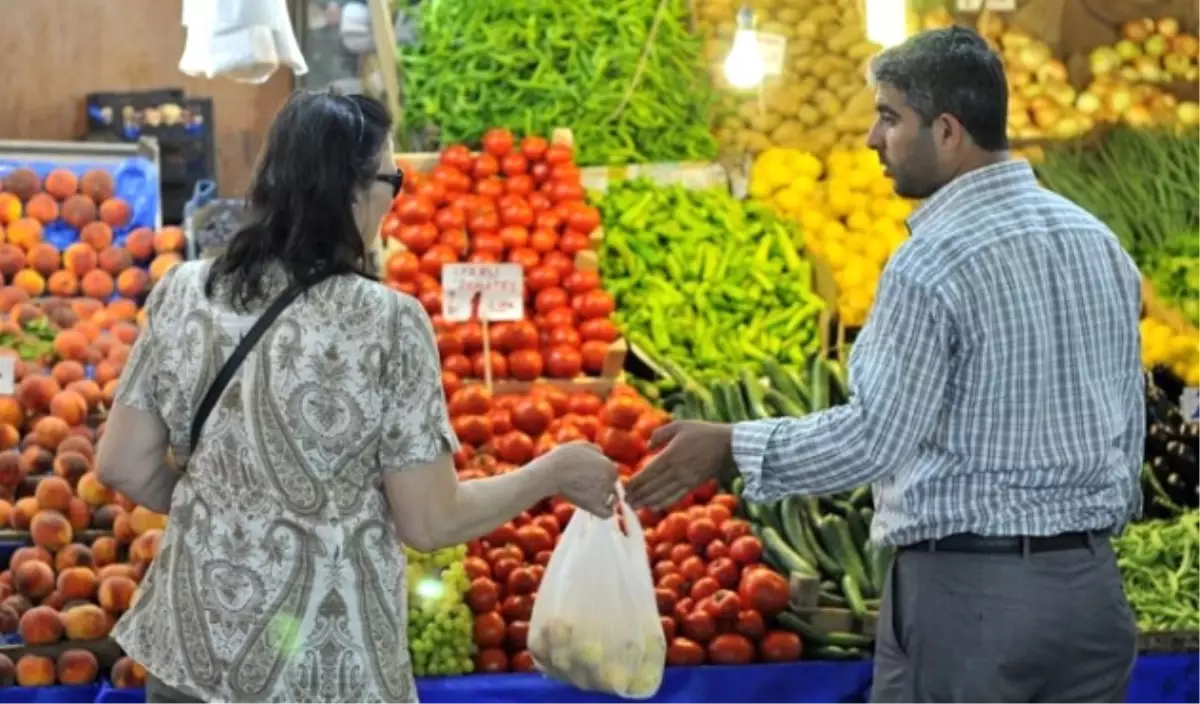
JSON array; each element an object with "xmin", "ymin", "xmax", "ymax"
[
  {"xmin": 845, "ymin": 210, "xmax": 872, "ymax": 232},
  {"xmin": 823, "ymin": 240, "xmax": 849, "ymax": 271}
]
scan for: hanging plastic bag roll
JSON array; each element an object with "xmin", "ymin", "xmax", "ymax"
[
  {"xmin": 528, "ymin": 483, "xmax": 666, "ymax": 699},
  {"xmin": 179, "ymin": 0, "xmax": 308, "ymax": 84}
]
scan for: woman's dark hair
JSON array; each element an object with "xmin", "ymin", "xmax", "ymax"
[{"xmin": 205, "ymin": 91, "xmax": 392, "ymax": 309}]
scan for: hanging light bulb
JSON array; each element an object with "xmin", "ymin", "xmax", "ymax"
[
  {"xmin": 864, "ymin": 0, "xmax": 908, "ymax": 48},
  {"xmin": 723, "ymin": 6, "xmax": 765, "ymax": 90}
]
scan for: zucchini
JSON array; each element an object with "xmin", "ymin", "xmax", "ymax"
[
  {"xmin": 847, "ymin": 485, "xmax": 872, "ymax": 508},
  {"xmin": 867, "ymin": 545, "xmax": 894, "ymax": 597},
  {"xmin": 761, "ymin": 526, "xmax": 817, "ymax": 577},
  {"xmin": 819, "ymin": 516, "xmax": 873, "ymax": 597},
  {"xmin": 777, "ymin": 612, "xmax": 874, "ymax": 649},
  {"xmin": 818, "ymin": 589, "xmax": 847, "ymax": 607},
  {"xmin": 708, "ymin": 381, "xmax": 731, "ymax": 422},
  {"xmin": 724, "ymin": 380, "xmax": 751, "ymax": 422},
  {"xmin": 825, "ymin": 359, "xmax": 851, "ymax": 404},
  {"xmin": 808, "ymin": 354, "xmax": 830, "ymax": 411},
  {"xmin": 780, "ymin": 497, "xmax": 819, "ymax": 568},
  {"xmin": 739, "ymin": 369, "xmax": 770, "ymax": 419},
  {"xmin": 845, "ymin": 505, "xmax": 870, "ymax": 559},
  {"xmin": 797, "ymin": 503, "xmax": 844, "ymax": 579},
  {"xmin": 762, "ymin": 358, "xmax": 808, "ymax": 406},
  {"xmin": 807, "ymin": 644, "xmax": 871, "ymax": 660},
  {"xmin": 840, "ymin": 573, "xmax": 869, "ymax": 619},
  {"xmin": 763, "ymin": 388, "xmax": 806, "ymax": 417}
]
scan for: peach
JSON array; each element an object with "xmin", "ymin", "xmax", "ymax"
[
  {"xmin": 0, "ymin": 193, "xmax": 21, "ymax": 225},
  {"xmin": 49, "ymin": 390, "xmax": 88, "ymax": 427},
  {"xmin": 123, "ymin": 228, "xmax": 154, "ymax": 261},
  {"xmin": 90, "ymin": 537, "xmax": 117, "ymax": 568},
  {"xmin": 110, "ymin": 656, "xmax": 147, "ymax": 689},
  {"xmin": 9, "ymin": 546, "xmax": 50, "ymax": 571},
  {"xmin": 149, "ymin": 253, "xmax": 181, "ymax": 282},
  {"xmin": 52, "ymin": 329, "xmax": 90, "ymax": 363},
  {"xmin": 9, "ymin": 497, "xmax": 38, "ymax": 530},
  {"xmin": 0, "ymin": 244, "xmax": 25, "ymax": 278},
  {"xmin": 58, "ymin": 434, "xmax": 94, "ymax": 459},
  {"xmin": 80, "ymin": 171, "xmax": 115, "ymax": 204},
  {"xmin": 95, "ymin": 563, "xmax": 137, "ymax": 584},
  {"xmin": 0, "ymin": 424, "xmax": 16, "ymax": 451},
  {"xmin": 130, "ymin": 528, "xmax": 162, "ymax": 564},
  {"xmin": 15, "ymin": 654, "xmax": 55, "ymax": 687},
  {"xmin": 0, "ymin": 397, "xmax": 23, "ymax": 428},
  {"xmin": 13, "ymin": 560, "xmax": 55, "ymax": 600},
  {"xmin": 0, "ymin": 605, "xmax": 17, "ymax": 636},
  {"xmin": 114, "ymin": 269, "xmax": 148, "ymax": 302},
  {"xmin": 16, "ymin": 375, "xmax": 58, "ymax": 415},
  {"xmin": 56, "ymin": 648, "xmax": 99, "ymax": 685},
  {"xmin": 93, "ymin": 360, "xmax": 119, "ymax": 386},
  {"xmin": 32, "ymin": 415, "xmax": 70, "ymax": 450},
  {"xmin": 79, "ymin": 222, "xmax": 113, "ymax": 251},
  {"xmin": 44, "ymin": 169, "xmax": 78, "ymax": 200},
  {"xmin": 65, "ymin": 381, "xmax": 102, "ymax": 414},
  {"xmin": 0, "ymin": 501, "xmax": 10, "ymax": 527},
  {"xmin": 54, "ymin": 544, "xmax": 93, "ymax": 572},
  {"xmin": 98, "ymin": 198, "xmax": 131, "ymax": 228},
  {"xmin": 26, "ymin": 242, "xmax": 59, "ymax": 276},
  {"xmin": 0, "ymin": 450, "xmax": 21, "ymax": 487},
  {"xmin": 129, "ymin": 506, "xmax": 167, "ymax": 536},
  {"xmin": 0, "ymin": 652, "xmax": 12, "ymax": 686},
  {"xmin": 3, "ymin": 169, "xmax": 40, "ymax": 201},
  {"xmin": 65, "ymin": 498, "xmax": 90, "ymax": 533},
  {"xmin": 62, "ymin": 243, "xmax": 97, "ymax": 276},
  {"xmin": 30, "ymin": 509, "xmax": 73, "ymax": 552},
  {"xmin": 80, "ymin": 269, "xmax": 114, "ymax": 300},
  {"xmin": 114, "ymin": 491, "xmax": 135, "ymax": 514},
  {"xmin": 91, "ymin": 505, "xmax": 121, "ymax": 531},
  {"xmin": 112, "ymin": 512, "xmax": 134, "ymax": 545},
  {"xmin": 53, "ymin": 453, "xmax": 91, "ymax": 490},
  {"xmin": 18, "ymin": 446, "xmax": 53, "ymax": 477},
  {"xmin": 50, "ymin": 361, "xmax": 84, "ymax": 388},
  {"xmin": 61, "ymin": 195, "xmax": 97, "ymax": 229},
  {"xmin": 61, "ymin": 602, "xmax": 110, "ymax": 640},
  {"xmin": 97, "ymin": 246, "xmax": 132, "ymax": 276},
  {"xmin": 6, "ymin": 218, "xmax": 43, "ymax": 250},
  {"xmin": 111, "ymin": 321, "xmax": 139, "ymax": 346},
  {"xmin": 18, "ymin": 605, "xmax": 63, "ymax": 645},
  {"xmin": 101, "ymin": 380, "xmax": 118, "ymax": 408},
  {"xmin": 9, "ymin": 302, "xmax": 43, "ymax": 329},
  {"xmin": 75, "ymin": 472, "xmax": 112, "ymax": 508},
  {"xmin": 24, "ymin": 194, "xmax": 59, "ymax": 225},
  {"xmin": 12, "ymin": 268, "xmax": 44, "ymax": 297},
  {"xmin": 97, "ymin": 575, "xmax": 136, "ymax": 614},
  {"xmin": 46, "ymin": 270, "xmax": 78, "ymax": 297},
  {"xmin": 34, "ymin": 476, "xmax": 73, "ymax": 512},
  {"xmin": 154, "ymin": 226, "xmax": 186, "ymax": 254},
  {"xmin": 57, "ymin": 567, "xmax": 98, "ymax": 601},
  {"xmin": 2, "ymin": 594, "xmax": 31, "ymax": 616},
  {"xmin": 106, "ymin": 298, "xmax": 138, "ymax": 323}
]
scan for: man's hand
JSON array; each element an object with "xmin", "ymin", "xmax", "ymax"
[{"xmin": 625, "ymin": 421, "xmax": 734, "ymax": 509}]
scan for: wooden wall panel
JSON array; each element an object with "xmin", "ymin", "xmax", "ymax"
[{"xmin": 0, "ymin": 0, "xmax": 294, "ymax": 195}]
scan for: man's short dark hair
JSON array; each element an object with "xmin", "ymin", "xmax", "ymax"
[{"xmin": 869, "ymin": 26, "xmax": 1009, "ymax": 151}]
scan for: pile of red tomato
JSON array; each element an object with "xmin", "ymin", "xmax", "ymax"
[
  {"xmin": 383, "ymin": 129, "xmax": 619, "ymax": 384},
  {"xmin": 445, "ymin": 382, "xmax": 803, "ymax": 672}
]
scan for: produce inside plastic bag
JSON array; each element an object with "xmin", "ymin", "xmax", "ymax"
[{"xmin": 528, "ymin": 485, "xmax": 666, "ymax": 699}]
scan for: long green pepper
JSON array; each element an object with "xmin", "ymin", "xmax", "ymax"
[
  {"xmin": 1113, "ymin": 510, "xmax": 1199, "ymax": 632},
  {"xmin": 400, "ymin": 0, "xmax": 717, "ymax": 166}
]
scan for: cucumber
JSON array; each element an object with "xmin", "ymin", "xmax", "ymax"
[
  {"xmin": 724, "ymin": 380, "xmax": 750, "ymax": 422},
  {"xmin": 847, "ymin": 485, "xmax": 872, "ymax": 508},
  {"xmin": 807, "ymin": 644, "xmax": 871, "ymax": 660},
  {"xmin": 780, "ymin": 497, "xmax": 820, "ymax": 569},
  {"xmin": 763, "ymin": 388, "xmax": 807, "ymax": 417},
  {"xmin": 808, "ymin": 354, "xmax": 830, "ymax": 411},
  {"xmin": 819, "ymin": 497, "xmax": 848, "ymax": 516},
  {"xmin": 777, "ymin": 612, "xmax": 874, "ymax": 649},
  {"xmin": 762, "ymin": 358, "xmax": 808, "ymax": 406},
  {"xmin": 845, "ymin": 505, "xmax": 870, "ymax": 559},
  {"xmin": 818, "ymin": 589, "xmax": 847, "ymax": 607},
  {"xmin": 797, "ymin": 503, "xmax": 844, "ymax": 579},
  {"xmin": 821, "ymin": 516, "xmax": 874, "ymax": 598},
  {"xmin": 866, "ymin": 545, "xmax": 894, "ymax": 597},
  {"xmin": 840, "ymin": 573, "xmax": 869, "ymax": 619},
  {"xmin": 825, "ymin": 359, "xmax": 851, "ymax": 404},
  {"xmin": 739, "ymin": 369, "xmax": 770, "ymax": 419},
  {"xmin": 708, "ymin": 381, "xmax": 731, "ymax": 422},
  {"xmin": 761, "ymin": 526, "xmax": 816, "ymax": 577}
]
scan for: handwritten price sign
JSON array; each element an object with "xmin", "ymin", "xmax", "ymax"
[{"xmin": 442, "ymin": 263, "xmax": 524, "ymax": 323}]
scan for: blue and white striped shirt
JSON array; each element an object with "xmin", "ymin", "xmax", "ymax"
[{"xmin": 732, "ymin": 160, "xmax": 1144, "ymax": 546}]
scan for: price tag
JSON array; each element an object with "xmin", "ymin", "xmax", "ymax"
[
  {"xmin": 757, "ymin": 32, "xmax": 787, "ymax": 76},
  {"xmin": 954, "ymin": 0, "xmax": 1016, "ymax": 10},
  {"xmin": 441, "ymin": 263, "xmax": 524, "ymax": 323},
  {"xmin": 1182, "ymin": 388, "xmax": 1199, "ymax": 422},
  {"xmin": 0, "ymin": 357, "xmax": 13, "ymax": 395}
]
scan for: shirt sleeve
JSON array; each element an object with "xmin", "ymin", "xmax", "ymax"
[
  {"xmin": 732, "ymin": 267, "xmax": 953, "ymax": 502},
  {"xmin": 1119, "ymin": 373, "xmax": 1146, "ymax": 524},
  {"xmin": 113, "ymin": 265, "xmax": 181, "ymax": 414},
  {"xmin": 378, "ymin": 293, "xmax": 459, "ymax": 472}
]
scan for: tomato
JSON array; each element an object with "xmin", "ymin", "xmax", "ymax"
[
  {"xmin": 683, "ymin": 516, "xmax": 718, "ymax": 548},
  {"xmin": 659, "ymin": 616, "xmax": 678, "ymax": 643},
  {"xmin": 540, "ymin": 307, "xmax": 576, "ymax": 330},
  {"xmin": 499, "ymin": 174, "xmax": 532, "ymax": 197},
  {"xmin": 549, "ymin": 181, "xmax": 585, "ymax": 203},
  {"xmin": 738, "ymin": 568, "xmax": 789, "ymax": 617},
  {"xmin": 549, "ymin": 232, "xmax": 587, "ymax": 259},
  {"xmin": 534, "ymin": 211, "xmax": 562, "ymax": 232},
  {"xmin": 729, "ymin": 535, "xmax": 763, "ymax": 566},
  {"xmin": 577, "ymin": 339, "xmax": 607, "ymax": 374},
  {"xmin": 488, "ymin": 429, "xmax": 530, "ymax": 464},
  {"xmin": 544, "ymin": 345, "xmax": 583, "ymax": 378},
  {"xmin": 449, "ymin": 386, "xmax": 491, "ymax": 416},
  {"xmin": 473, "ymin": 612, "xmax": 506, "ymax": 648},
  {"xmin": 500, "ymin": 200, "xmax": 535, "ymax": 228},
  {"xmin": 482, "ymin": 128, "xmax": 515, "ymax": 157},
  {"xmin": 540, "ymin": 327, "xmax": 576, "ymax": 350},
  {"xmin": 525, "ymin": 191, "xmax": 552, "ymax": 212},
  {"xmin": 466, "ymin": 209, "xmax": 500, "ymax": 236},
  {"xmin": 504, "ymin": 565, "xmax": 537, "ymax": 596},
  {"xmin": 708, "ymin": 557, "xmax": 740, "ymax": 590},
  {"xmin": 597, "ymin": 426, "xmax": 646, "ymax": 464},
  {"xmin": 471, "ymin": 153, "xmax": 500, "ymax": 180},
  {"xmin": 530, "ymin": 161, "xmax": 551, "ymax": 184},
  {"xmin": 443, "ymin": 370, "xmax": 463, "ymax": 401},
  {"xmin": 440, "ymin": 144, "xmax": 473, "ymax": 172},
  {"xmin": 666, "ymin": 637, "xmax": 706, "ymax": 666},
  {"xmin": 512, "ymin": 398, "xmax": 555, "ymax": 436},
  {"xmin": 413, "ymin": 180, "xmax": 448, "ymax": 206},
  {"xmin": 474, "ymin": 177, "xmax": 505, "ymax": 200},
  {"xmin": 500, "ymin": 594, "xmax": 533, "ymax": 622},
  {"xmin": 708, "ymin": 633, "xmax": 755, "ymax": 665},
  {"xmin": 653, "ymin": 587, "xmax": 677, "ymax": 616},
  {"xmin": 705, "ymin": 539, "xmax": 729, "ymax": 561},
  {"xmin": 497, "ymin": 225, "xmax": 529, "ymax": 251},
  {"xmin": 676, "ymin": 554, "xmax": 706, "ymax": 581},
  {"xmin": 508, "ymin": 247, "xmax": 540, "ymax": 271},
  {"xmin": 509, "ymin": 649, "xmax": 535, "ymax": 673},
  {"xmin": 468, "ymin": 251, "xmax": 500, "ymax": 264},
  {"xmin": 380, "ymin": 213, "xmax": 403, "ymax": 242},
  {"xmin": 452, "ymin": 415, "xmax": 493, "ymax": 446},
  {"xmin": 413, "ymin": 288, "xmax": 438, "ymax": 315},
  {"xmin": 705, "ymin": 504, "xmax": 732, "ymax": 527},
  {"xmin": 542, "ymin": 251, "xmax": 574, "ymax": 279},
  {"xmin": 600, "ymin": 397, "xmax": 642, "ymax": 431},
  {"xmin": 734, "ymin": 610, "xmax": 766, "ymax": 640},
  {"xmin": 457, "ymin": 322, "xmax": 483, "ymax": 353},
  {"xmin": 520, "ymin": 136, "xmax": 549, "ymax": 162},
  {"xmin": 545, "ymin": 143, "xmax": 573, "ymax": 166},
  {"xmin": 444, "ymin": 354, "xmax": 473, "ymax": 378},
  {"xmin": 385, "ymin": 251, "xmax": 419, "ymax": 283},
  {"xmin": 417, "ymin": 245, "xmax": 456, "ymax": 278},
  {"xmin": 757, "ymin": 630, "xmax": 802, "ymax": 663},
  {"xmin": 561, "ymin": 270, "xmax": 599, "ymax": 296},
  {"xmin": 398, "ymin": 223, "xmax": 438, "ymax": 254},
  {"xmin": 474, "ymin": 647, "xmax": 508, "ymax": 673},
  {"xmin": 566, "ymin": 205, "xmax": 601, "ymax": 234},
  {"xmin": 465, "ymin": 577, "xmax": 499, "ymax": 612},
  {"xmin": 525, "ymin": 265, "xmax": 560, "ymax": 292},
  {"xmin": 489, "ymin": 408, "xmax": 513, "ymax": 435},
  {"xmin": 561, "ymin": 393, "xmax": 599, "ymax": 418},
  {"xmin": 534, "ymin": 287, "xmax": 569, "ymax": 314},
  {"xmin": 574, "ymin": 289, "xmax": 615, "ymax": 320},
  {"xmin": 430, "ymin": 164, "xmax": 471, "ymax": 194},
  {"xmin": 550, "ymin": 164, "xmax": 582, "ymax": 185},
  {"xmin": 669, "ymin": 543, "xmax": 696, "ymax": 565},
  {"xmin": 506, "ymin": 320, "xmax": 539, "ymax": 349},
  {"xmin": 500, "ymin": 152, "xmax": 528, "ymax": 176},
  {"xmin": 720, "ymin": 519, "xmax": 753, "ymax": 544},
  {"xmin": 681, "ymin": 611, "xmax": 717, "ymax": 644},
  {"xmin": 707, "ymin": 589, "xmax": 742, "ymax": 620},
  {"xmin": 508, "ymin": 349, "xmax": 543, "ymax": 381},
  {"xmin": 462, "ymin": 556, "xmax": 490, "ymax": 581},
  {"xmin": 472, "ymin": 351, "xmax": 508, "ymax": 379},
  {"xmin": 394, "ymin": 196, "xmax": 433, "ymax": 226}
]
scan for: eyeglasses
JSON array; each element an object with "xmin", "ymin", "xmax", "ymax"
[{"xmin": 375, "ymin": 172, "xmax": 404, "ymax": 198}]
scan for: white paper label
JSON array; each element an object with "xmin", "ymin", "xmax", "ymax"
[
  {"xmin": 955, "ymin": 0, "xmax": 1016, "ymax": 10},
  {"xmin": 441, "ymin": 263, "xmax": 524, "ymax": 323},
  {"xmin": 757, "ymin": 32, "xmax": 787, "ymax": 76},
  {"xmin": 1182, "ymin": 387, "xmax": 1199, "ymax": 422},
  {"xmin": 0, "ymin": 357, "xmax": 13, "ymax": 395}
]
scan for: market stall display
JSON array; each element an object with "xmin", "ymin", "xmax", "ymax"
[
  {"xmin": 696, "ymin": 0, "xmax": 880, "ymax": 158},
  {"xmin": 596, "ymin": 179, "xmax": 828, "ymax": 381},
  {"xmin": 397, "ymin": 0, "xmax": 718, "ymax": 165},
  {"xmin": 405, "ymin": 544, "xmax": 476, "ymax": 676},
  {"xmin": 382, "ymin": 130, "xmax": 625, "ymax": 384},
  {"xmin": 1115, "ymin": 510, "xmax": 1199, "ymax": 634},
  {"xmin": 1143, "ymin": 374, "xmax": 1199, "ymax": 518}
]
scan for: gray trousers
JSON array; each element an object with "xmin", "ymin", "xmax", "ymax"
[
  {"xmin": 871, "ymin": 536, "xmax": 1137, "ymax": 703},
  {"xmin": 146, "ymin": 674, "xmax": 205, "ymax": 703}
]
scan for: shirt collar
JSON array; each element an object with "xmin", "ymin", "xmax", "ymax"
[{"xmin": 907, "ymin": 159, "xmax": 1037, "ymax": 233}]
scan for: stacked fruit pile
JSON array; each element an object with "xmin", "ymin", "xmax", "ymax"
[
  {"xmin": 382, "ymin": 130, "xmax": 620, "ymax": 383},
  {"xmin": 406, "ymin": 545, "xmax": 476, "ymax": 676}
]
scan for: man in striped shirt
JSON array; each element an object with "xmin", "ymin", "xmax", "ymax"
[{"xmin": 628, "ymin": 27, "xmax": 1143, "ymax": 703}]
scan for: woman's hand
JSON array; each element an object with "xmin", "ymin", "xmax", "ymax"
[{"xmin": 542, "ymin": 442, "xmax": 620, "ymax": 518}]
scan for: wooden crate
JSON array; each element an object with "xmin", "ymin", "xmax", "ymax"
[{"xmin": 1139, "ymin": 629, "xmax": 1200, "ymax": 653}]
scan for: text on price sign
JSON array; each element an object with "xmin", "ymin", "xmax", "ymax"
[{"xmin": 441, "ymin": 263, "xmax": 525, "ymax": 322}]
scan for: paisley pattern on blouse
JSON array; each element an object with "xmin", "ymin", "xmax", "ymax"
[{"xmin": 111, "ymin": 261, "xmax": 457, "ymax": 703}]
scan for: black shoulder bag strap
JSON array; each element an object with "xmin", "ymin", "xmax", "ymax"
[{"xmin": 188, "ymin": 279, "xmax": 321, "ymax": 455}]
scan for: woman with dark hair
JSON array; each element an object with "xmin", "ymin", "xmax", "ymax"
[{"xmin": 94, "ymin": 91, "xmax": 619, "ymax": 703}]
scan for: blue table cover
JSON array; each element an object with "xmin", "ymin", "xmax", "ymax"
[{"xmin": 0, "ymin": 653, "xmax": 1191, "ymax": 703}]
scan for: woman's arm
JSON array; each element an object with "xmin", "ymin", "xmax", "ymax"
[{"xmin": 95, "ymin": 404, "xmax": 180, "ymax": 513}]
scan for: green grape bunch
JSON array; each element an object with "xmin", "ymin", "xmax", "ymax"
[{"xmin": 405, "ymin": 544, "xmax": 477, "ymax": 676}]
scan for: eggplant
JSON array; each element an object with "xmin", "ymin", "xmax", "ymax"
[
  {"xmin": 1147, "ymin": 422, "xmax": 1178, "ymax": 457},
  {"xmin": 1166, "ymin": 441, "xmax": 1199, "ymax": 481}
]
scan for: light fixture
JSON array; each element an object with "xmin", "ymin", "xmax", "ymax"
[
  {"xmin": 723, "ymin": 6, "xmax": 766, "ymax": 91},
  {"xmin": 864, "ymin": 0, "xmax": 908, "ymax": 49}
]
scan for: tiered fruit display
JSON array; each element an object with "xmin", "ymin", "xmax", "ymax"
[
  {"xmin": 1085, "ymin": 17, "xmax": 1200, "ymax": 128},
  {"xmin": 748, "ymin": 147, "xmax": 913, "ymax": 328},
  {"xmin": 1115, "ymin": 509, "xmax": 1199, "ymax": 633},
  {"xmin": 1142, "ymin": 372, "xmax": 1199, "ymax": 519},
  {"xmin": 382, "ymin": 130, "xmax": 620, "ymax": 383},
  {"xmin": 596, "ymin": 179, "xmax": 826, "ymax": 381},
  {"xmin": 696, "ymin": 0, "xmax": 881, "ymax": 157},
  {"xmin": 406, "ymin": 545, "xmax": 476, "ymax": 676}
]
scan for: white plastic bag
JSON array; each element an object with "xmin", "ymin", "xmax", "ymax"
[
  {"xmin": 179, "ymin": 0, "xmax": 308, "ymax": 84},
  {"xmin": 528, "ymin": 485, "xmax": 666, "ymax": 699}
]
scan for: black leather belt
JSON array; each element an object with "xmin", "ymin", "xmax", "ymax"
[{"xmin": 900, "ymin": 530, "xmax": 1110, "ymax": 555}]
